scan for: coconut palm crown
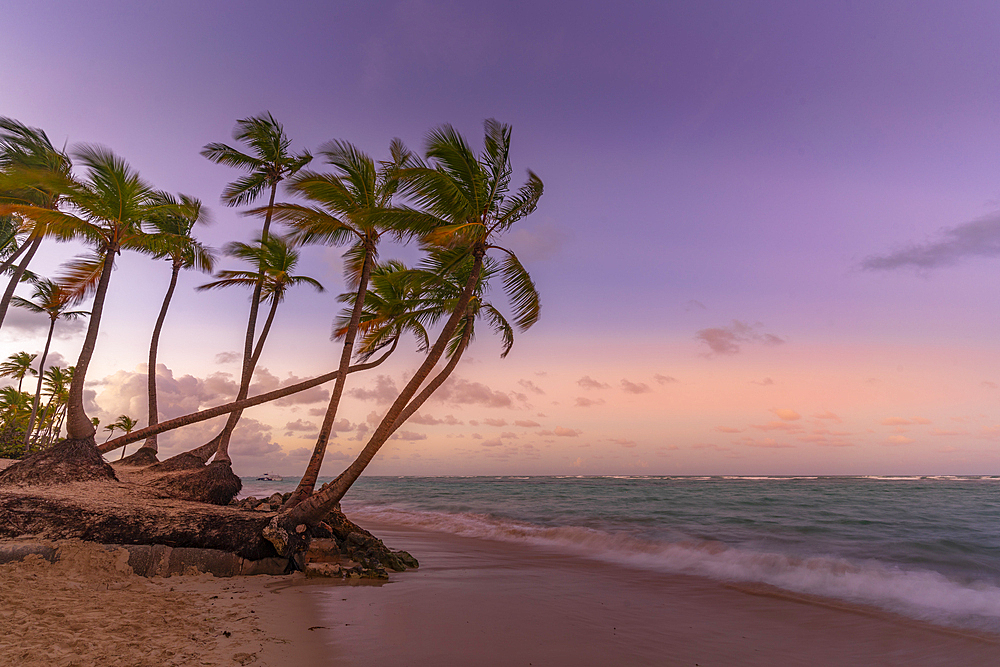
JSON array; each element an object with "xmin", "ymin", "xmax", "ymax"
[
  {"xmin": 0, "ymin": 118, "xmax": 73, "ymax": 329},
  {"xmin": 4, "ymin": 145, "xmax": 181, "ymax": 439}
]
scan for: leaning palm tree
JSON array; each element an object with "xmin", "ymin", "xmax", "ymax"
[
  {"xmin": 3, "ymin": 145, "xmax": 176, "ymax": 441},
  {"xmin": 267, "ymin": 120, "xmax": 542, "ymax": 552},
  {"xmin": 270, "ymin": 139, "xmax": 408, "ymax": 508},
  {"xmin": 201, "ymin": 113, "xmax": 311, "ymax": 435},
  {"xmin": 194, "ymin": 234, "xmax": 323, "ymax": 464},
  {"xmin": 126, "ymin": 193, "xmax": 214, "ymax": 463},
  {"xmin": 102, "ymin": 422, "xmax": 118, "ymax": 443},
  {"xmin": 0, "ymin": 352, "xmax": 37, "ymax": 393},
  {"xmin": 11, "ymin": 279, "xmax": 89, "ymax": 452},
  {"xmin": 0, "ymin": 118, "xmax": 73, "ymax": 329}
]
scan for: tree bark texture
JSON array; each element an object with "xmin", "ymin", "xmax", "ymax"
[{"xmin": 66, "ymin": 249, "xmax": 117, "ymax": 439}]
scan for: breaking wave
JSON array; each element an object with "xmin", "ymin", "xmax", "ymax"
[{"xmin": 345, "ymin": 503, "xmax": 1000, "ymax": 631}]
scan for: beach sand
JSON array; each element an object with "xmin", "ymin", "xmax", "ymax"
[
  {"xmin": 0, "ymin": 539, "xmax": 330, "ymax": 666},
  {"xmin": 3, "ymin": 523, "xmax": 999, "ymax": 666}
]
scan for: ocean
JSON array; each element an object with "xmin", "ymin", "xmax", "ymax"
[{"xmin": 241, "ymin": 475, "xmax": 1000, "ymax": 633}]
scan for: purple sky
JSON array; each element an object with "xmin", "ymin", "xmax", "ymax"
[{"xmin": 3, "ymin": 1, "xmax": 1000, "ymax": 475}]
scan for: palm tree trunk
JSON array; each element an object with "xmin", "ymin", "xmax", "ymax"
[
  {"xmin": 202, "ymin": 183, "xmax": 278, "ymax": 462},
  {"xmin": 65, "ymin": 249, "xmax": 117, "ymax": 439},
  {"xmin": 238, "ymin": 183, "xmax": 277, "ymax": 395},
  {"xmin": 98, "ymin": 333, "xmax": 398, "ymax": 456},
  {"xmin": 141, "ymin": 261, "xmax": 181, "ymax": 454},
  {"xmin": 0, "ymin": 237, "xmax": 31, "ymax": 275},
  {"xmin": 22, "ymin": 316, "xmax": 55, "ymax": 454},
  {"xmin": 0, "ymin": 233, "xmax": 43, "ymax": 330},
  {"xmin": 283, "ymin": 249, "xmax": 374, "ymax": 510},
  {"xmin": 213, "ymin": 294, "xmax": 280, "ymax": 463},
  {"xmin": 274, "ymin": 251, "xmax": 484, "ymax": 532}
]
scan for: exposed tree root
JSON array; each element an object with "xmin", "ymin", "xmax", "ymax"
[
  {"xmin": 0, "ymin": 437, "xmax": 116, "ymax": 487},
  {"xmin": 0, "ymin": 485, "xmax": 277, "ymax": 560},
  {"xmin": 115, "ymin": 447, "xmax": 159, "ymax": 467},
  {"xmin": 141, "ymin": 460, "xmax": 242, "ymax": 506}
]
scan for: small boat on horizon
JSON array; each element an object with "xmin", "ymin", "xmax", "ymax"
[{"xmin": 256, "ymin": 472, "xmax": 283, "ymax": 481}]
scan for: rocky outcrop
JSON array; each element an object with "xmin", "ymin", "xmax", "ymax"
[{"xmin": 233, "ymin": 493, "xmax": 419, "ymax": 579}]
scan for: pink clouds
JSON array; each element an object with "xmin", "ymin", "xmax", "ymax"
[
  {"xmin": 433, "ymin": 377, "xmax": 516, "ymax": 408},
  {"xmin": 575, "ymin": 397, "xmax": 604, "ymax": 408},
  {"xmin": 347, "ymin": 375, "xmax": 399, "ymax": 403},
  {"xmin": 577, "ymin": 376, "xmax": 609, "ymax": 389},
  {"xmin": 620, "ymin": 379, "xmax": 650, "ymax": 394},
  {"xmin": 409, "ymin": 413, "xmax": 463, "ymax": 426},
  {"xmin": 695, "ymin": 320, "xmax": 785, "ymax": 356}
]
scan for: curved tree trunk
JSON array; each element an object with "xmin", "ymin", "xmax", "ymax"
[
  {"xmin": 23, "ymin": 316, "xmax": 55, "ymax": 454},
  {"xmin": 0, "ymin": 236, "xmax": 30, "ymax": 276},
  {"xmin": 65, "ymin": 249, "xmax": 117, "ymax": 439},
  {"xmin": 0, "ymin": 232, "xmax": 43, "ymax": 330},
  {"xmin": 141, "ymin": 260, "xmax": 181, "ymax": 455},
  {"xmin": 213, "ymin": 294, "xmax": 280, "ymax": 463},
  {"xmin": 271, "ymin": 252, "xmax": 484, "ymax": 540},
  {"xmin": 283, "ymin": 249, "xmax": 373, "ymax": 509},
  {"xmin": 97, "ymin": 339, "xmax": 398, "ymax": 455}
]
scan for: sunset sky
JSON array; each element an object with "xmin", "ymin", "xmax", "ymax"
[{"xmin": 3, "ymin": 1, "xmax": 999, "ymax": 476}]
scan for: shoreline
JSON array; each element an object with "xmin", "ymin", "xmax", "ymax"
[
  {"xmin": 314, "ymin": 519, "xmax": 1000, "ymax": 666},
  {"xmin": 3, "ymin": 520, "xmax": 999, "ymax": 666}
]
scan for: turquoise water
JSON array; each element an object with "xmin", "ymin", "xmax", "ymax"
[{"xmin": 242, "ymin": 475, "xmax": 1000, "ymax": 631}]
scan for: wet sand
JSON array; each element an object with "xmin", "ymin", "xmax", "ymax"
[{"xmin": 311, "ymin": 521, "xmax": 1000, "ymax": 667}]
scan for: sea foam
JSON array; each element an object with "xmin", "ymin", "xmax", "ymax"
[{"xmin": 346, "ymin": 503, "xmax": 1000, "ymax": 631}]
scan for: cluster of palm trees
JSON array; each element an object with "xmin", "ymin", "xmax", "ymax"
[
  {"xmin": 0, "ymin": 355, "xmax": 73, "ymax": 457},
  {"xmin": 0, "ymin": 112, "xmax": 543, "ymax": 531}
]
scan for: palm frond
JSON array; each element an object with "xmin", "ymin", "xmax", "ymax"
[
  {"xmin": 56, "ymin": 252, "xmax": 108, "ymax": 302},
  {"xmin": 495, "ymin": 246, "xmax": 540, "ymax": 330}
]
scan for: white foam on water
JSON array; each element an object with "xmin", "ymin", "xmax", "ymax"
[{"xmin": 347, "ymin": 503, "xmax": 1000, "ymax": 631}]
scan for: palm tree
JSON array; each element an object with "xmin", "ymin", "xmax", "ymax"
[
  {"xmin": 108, "ymin": 414, "xmax": 139, "ymax": 459},
  {"xmin": 0, "ymin": 214, "xmax": 25, "ymax": 272},
  {"xmin": 201, "ymin": 113, "xmax": 311, "ymax": 431},
  {"xmin": 0, "ymin": 386, "xmax": 33, "ymax": 457},
  {"xmin": 102, "ymin": 422, "xmax": 118, "ymax": 443},
  {"xmin": 133, "ymin": 193, "xmax": 214, "ymax": 460},
  {"xmin": 336, "ymin": 259, "xmax": 432, "ymax": 360},
  {"xmin": 269, "ymin": 120, "xmax": 542, "ymax": 546},
  {"xmin": 0, "ymin": 118, "xmax": 73, "ymax": 329},
  {"xmin": 0, "ymin": 352, "xmax": 37, "ymax": 392},
  {"xmin": 269, "ymin": 139, "xmax": 407, "ymax": 508},
  {"xmin": 3, "ymin": 145, "xmax": 177, "ymax": 440},
  {"xmin": 11, "ymin": 279, "xmax": 89, "ymax": 452},
  {"xmin": 30, "ymin": 365, "xmax": 73, "ymax": 448},
  {"xmin": 196, "ymin": 234, "xmax": 323, "ymax": 463}
]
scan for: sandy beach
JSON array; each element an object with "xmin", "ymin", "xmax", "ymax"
[
  {"xmin": 0, "ymin": 539, "xmax": 329, "ymax": 666},
  {"xmin": 3, "ymin": 524, "xmax": 999, "ymax": 666}
]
